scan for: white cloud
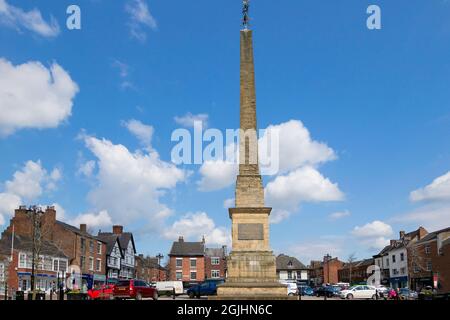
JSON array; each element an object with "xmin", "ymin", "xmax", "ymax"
[
  {"xmin": 174, "ymin": 113, "xmax": 209, "ymax": 128},
  {"xmin": 0, "ymin": 0, "xmax": 60, "ymax": 37},
  {"xmin": 410, "ymin": 172, "xmax": 450, "ymax": 202},
  {"xmin": 265, "ymin": 166, "xmax": 344, "ymax": 212},
  {"xmin": 0, "ymin": 58, "xmax": 79, "ymax": 136},
  {"xmin": 0, "ymin": 193, "xmax": 21, "ymax": 225},
  {"xmin": 288, "ymin": 240, "xmax": 343, "ymax": 263},
  {"xmin": 391, "ymin": 203, "xmax": 450, "ymax": 232},
  {"xmin": 68, "ymin": 210, "xmax": 113, "ymax": 230},
  {"xmin": 329, "ymin": 210, "xmax": 351, "ymax": 221},
  {"xmin": 82, "ymin": 134, "xmax": 186, "ymax": 227},
  {"xmin": 77, "ymin": 160, "xmax": 96, "ymax": 178},
  {"xmin": 197, "ymin": 160, "xmax": 237, "ymax": 192},
  {"xmin": 112, "ymin": 60, "xmax": 129, "ymax": 78},
  {"xmin": 351, "ymin": 220, "xmax": 393, "ymax": 250},
  {"xmin": 125, "ymin": 0, "xmax": 157, "ymax": 42},
  {"xmin": 5, "ymin": 160, "xmax": 60, "ymax": 200},
  {"xmin": 163, "ymin": 212, "xmax": 230, "ymax": 246},
  {"xmin": 259, "ymin": 120, "xmax": 336, "ymax": 174},
  {"xmin": 122, "ymin": 119, "xmax": 154, "ymax": 148},
  {"xmin": 0, "ymin": 160, "xmax": 61, "ymax": 224},
  {"xmin": 223, "ymin": 198, "xmax": 235, "ymax": 208}
]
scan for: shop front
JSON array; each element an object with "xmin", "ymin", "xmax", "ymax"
[
  {"xmin": 93, "ymin": 274, "xmax": 106, "ymax": 288},
  {"xmin": 410, "ymin": 276, "xmax": 433, "ymax": 291},
  {"xmin": 389, "ymin": 276, "xmax": 408, "ymax": 289},
  {"xmin": 17, "ymin": 272, "xmax": 58, "ymax": 293}
]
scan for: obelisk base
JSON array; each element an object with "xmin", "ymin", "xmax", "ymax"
[{"xmin": 210, "ymin": 251, "xmax": 297, "ymax": 300}]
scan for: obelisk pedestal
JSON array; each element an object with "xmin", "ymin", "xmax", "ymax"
[{"xmin": 213, "ymin": 29, "xmax": 293, "ymax": 300}]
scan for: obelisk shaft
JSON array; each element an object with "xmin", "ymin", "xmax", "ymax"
[{"xmin": 236, "ymin": 30, "xmax": 264, "ymax": 208}]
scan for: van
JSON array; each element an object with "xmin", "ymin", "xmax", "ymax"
[{"xmin": 155, "ymin": 281, "xmax": 184, "ymax": 295}]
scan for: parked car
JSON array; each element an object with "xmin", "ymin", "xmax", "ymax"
[
  {"xmin": 298, "ymin": 285, "xmax": 314, "ymax": 296},
  {"xmin": 340, "ymin": 285, "xmax": 378, "ymax": 300},
  {"xmin": 187, "ymin": 279, "xmax": 224, "ymax": 298},
  {"xmin": 419, "ymin": 286, "xmax": 437, "ymax": 300},
  {"xmin": 87, "ymin": 284, "xmax": 115, "ymax": 300},
  {"xmin": 315, "ymin": 286, "xmax": 340, "ymax": 298},
  {"xmin": 155, "ymin": 281, "xmax": 184, "ymax": 296},
  {"xmin": 113, "ymin": 280, "xmax": 158, "ymax": 300},
  {"xmin": 398, "ymin": 288, "xmax": 418, "ymax": 300}
]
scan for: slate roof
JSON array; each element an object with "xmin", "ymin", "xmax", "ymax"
[
  {"xmin": 415, "ymin": 227, "xmax": 450, "ymax": 245},
  {"xmin": 97, "ymin": 232, "xmax": 136, "ymax": 254},
  {"xmin": 205, "ymin": 247, "xmax": 226, "ymax": 258},
  {"xmin": 56, "ymin": 220, "xmax": 105, "ymax": 242},
  {"xmin": 169, "ymin": 241, "xmax": 205, "ymax": 257},
  {"xmin": 96, "ymin": 233, "xmax": 123, "ymax": 256},
  {"xmin": 0, "ymin": 234, "xmax": 67, "ymax": 258},
  {"xmin": 276, "ymin": 254, "xmax": 307, "ymax": 270}
]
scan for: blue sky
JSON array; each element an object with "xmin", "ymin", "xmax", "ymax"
[{"xmin": 1, "ymin": 0, "xmax": 450, "ymax": 265}]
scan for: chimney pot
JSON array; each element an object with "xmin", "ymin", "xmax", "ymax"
[
  {"xmin": 80, "ymin": 224, "xmax": 87, "ymax": 233},
  {"xmin": 113, "ymin": 225, "xmax": 123, "ymax": 235},
  {"xmin": 178, "ymin": 236, "xmax": 184, "ymax": 242}
]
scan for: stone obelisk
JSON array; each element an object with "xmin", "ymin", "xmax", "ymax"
[{"xmin": 216, "ymin": 1, "xmax": 289, "ymax": 300}]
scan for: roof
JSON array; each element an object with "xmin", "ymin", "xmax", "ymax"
[
  {"xmin": 169, "ymin": 241, "xmax": 205, "ymax": 256},
  {"xmin": 96, "ymin": 233, "xmax": 123, "ymax": 256},
  {"xmin": 97, "ymin": 232, "xmax": 136, "ymax": 254},
  {"xmin": 0, "ymin": 234, "xmax": 68, "ymax": 258},
  {"xmin": 276, "ymin": 254, "xmax": 307, "ymax": 270},
  {"xmin": 414, "ymin": 227, "xmax": 450, "ymax": 245},
  {"xmin": 205, "ymin": 247, "xmax": 225, "ymax": 257},
  {"xmin": 136, "ymin": 255, "xmax": 166, "ymax": 270},
  {"xmin": 56, "ymin": 220, "xmax": 105, "ymax": 242},
  {"xmin": 374, "ymin": 245, "xmax": 392, "ymax": 257}
]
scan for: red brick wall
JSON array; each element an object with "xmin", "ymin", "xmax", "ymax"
[
  {"xmin": 169, "ymin": 256, "xmax": 205, "ymax": 283},
  {"xmin": 323, "ymin": 259, "xmax": 343, "ymax": 284},
  {"xmin": 204, "ymin": 255, "xmax": 226, "ymax": 280}
]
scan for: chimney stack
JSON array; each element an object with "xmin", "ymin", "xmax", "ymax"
[
  {"xmin": 80, "ymin": 224, "xmax": 87, "ymax": 233},
  {"xmin": 178, "ymin": 236, "xmax": 184, "ymax": 242},
  {"xmin": 113, "ymin": 225, "xmax": 123, "ymax": 235},
  {"xmin": 390, "ymin": 240, "xmax": 396, "ymax": 246},
  {"xmin": 399, "ymin": 231, "xmax": 406, "ymax": 239}
]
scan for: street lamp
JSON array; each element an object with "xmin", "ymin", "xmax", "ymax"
[
  {"xmin": 26, "ymin": 205, "xmax": 43, "ymax": 300},
  {"xmin": 156, "ymin": 253, "xmax": 164, "ymax": 281}
]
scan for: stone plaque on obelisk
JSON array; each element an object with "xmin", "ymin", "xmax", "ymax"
[{"xmin": 215, "ymin": 0, "xmax": 291, "ymax": 300}]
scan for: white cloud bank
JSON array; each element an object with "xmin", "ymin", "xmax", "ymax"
[
  {"xmin": 0, "ymin": 58, "xmax": 79, "ymax": 137},
  {"xmin": 352, "ymin": 220, "xmax": 393, "ymax": 250},
  {"xmin": 81, "ymin": 131, "xmax": 187, "ymax": 229},
  {"xmin": 0, "ymin": 160, "xmax": 61, "ymax": 225},
  {"xmin": 410, "ymin": 171, "xmax": 450, "ymax": 202},
  {"xmin": 0, "ymin": 0, "xmax": 60, "ymax": 37},
  {"xmin": 163, "ymin": 212, "xmax": 230, "ymax": 246}
]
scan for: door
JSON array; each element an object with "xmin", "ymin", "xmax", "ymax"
[
  {"xmin": 353, "ymin": 286, "xmax": 365, "ymax": 298},
  {"xmin": 362, "ymin": 286, "xmax": 373, "ymax": 299}
]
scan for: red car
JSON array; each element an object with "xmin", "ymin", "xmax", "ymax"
[
  {"xmin": 87, "ymin": 284, "xmax": 115, "ymax": 300},
  {"xmin": 113, "ymin": 280, "xmax": 158, "ymax": 300}
]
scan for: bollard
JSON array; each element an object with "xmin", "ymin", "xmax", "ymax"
[{"xmin": 173, "ymin": 287, "xmax": 176, "ymax": 300}]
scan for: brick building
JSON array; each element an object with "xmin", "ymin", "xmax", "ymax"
[
  {"xmin": 408, "ymin": 227, "xmax": 450, "ymax": 294},
  {"xmin": 338, "ymin": 258, "xmax": 374, "ymax": 285},
  {"xmin": 135, "ymin": 255, "xmax": 167, "ymax": 283},
  {"xmin": 168, "ymin": 236, "xmax": 205, "ymax": 286},
  {"xmin": 309, "ymin": 255, "xmax": 344, "ymax": 286},
  {"xmin": 1, "ymin": 206, "xmax": 107, "ymax": 290},
  {"xmin": 205, "ymin": 247, "xmax": 227, "ymax": 280}
]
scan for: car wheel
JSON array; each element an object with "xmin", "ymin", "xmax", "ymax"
[
  {"xmin": 135, "ymin": 292, "xmax": 142, "ymax": 301},
  {"xmin": 347, "ymin": 294, "xmax": 354, "ymax": 300},
  {"xmin": 188, "ymin": 292, "xmax": 195, "ymax": 299},
  {"xmin": 288, "ymin": 293, "xmax": 294, "ymax": 297},
  {"xmin": 152, "ymin": 291, "xmax": 159, "ymax": 301}
]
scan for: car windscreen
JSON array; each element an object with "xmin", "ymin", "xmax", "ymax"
[{"xmin": 116, "ymin": 281, "xmax": 130, "ymax": 287}]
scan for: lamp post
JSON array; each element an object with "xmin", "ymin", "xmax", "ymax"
[
  {"xmin": 26, "ymin": 206, "xmax": 43, "ymax": 300},
  {"xmin": 156, "ymin": 253, "xmax": 164, "ymax": 281}
]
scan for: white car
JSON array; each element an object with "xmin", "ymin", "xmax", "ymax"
[{"xmin": 340, "ymin": 285, "xmax": 378, "ymax": 300}]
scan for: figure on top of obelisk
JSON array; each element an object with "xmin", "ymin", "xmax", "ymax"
[{"xmin": 242, "ymin": 0, "xmax": 250, "ymax": 30}]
